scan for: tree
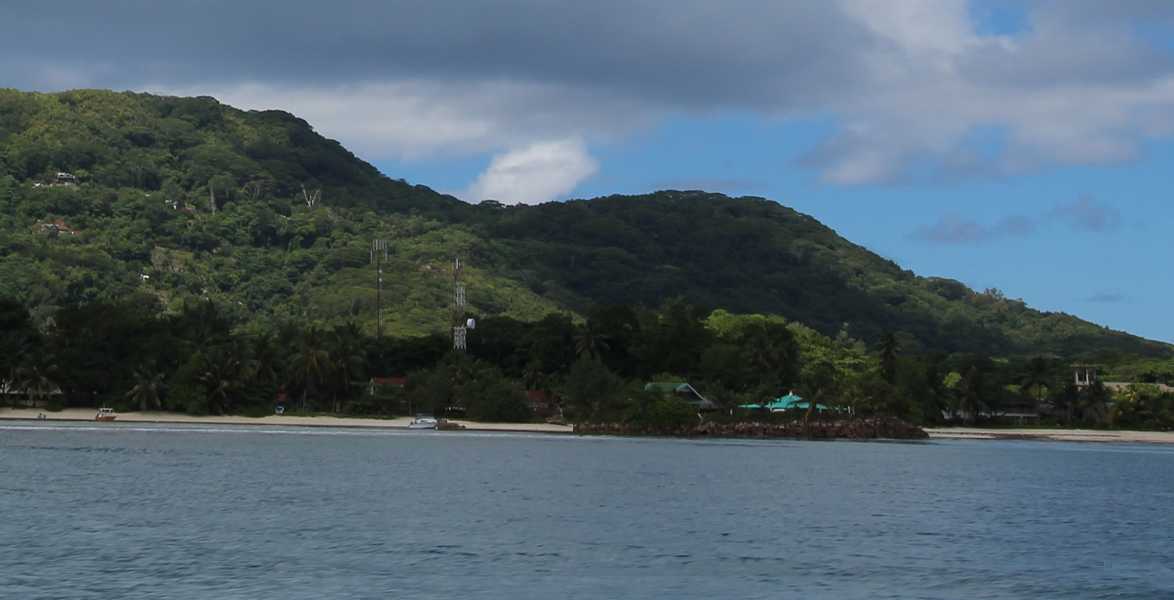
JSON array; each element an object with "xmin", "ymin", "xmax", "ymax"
[
  {"xmin": 0, "ymin": 297, "xmax": 40, "ymax": 387},
  {"xmin": 14, "ymin": 356, "xmax": 59, "ymax": 408},
  {"xmin": 941, "ymin": 371, "xmax": 963, "ymax": 420},
  {"xmin": 801, "ymin": 358, "xmax": 839, "ymax": 425},
  {"xmin": 195, "ymin": 344, "xmax": 249, "ymax": 415},
  {"xmin": 1052, "ymin": 381, "xmax": 1080, "ymax": 426},
  {"xmin": 879, "ymin": 332, "xmax": 900, "ymax": 384},
  {"xmin": 1080, "ymin": 381, "xmax": 1111, "ymax": 426},
  {"xmin": 408, "ymin": 354, "xmax": 529, "ymax": 421},
  {"xmin": 636, "ymin": 299, "xmax": 712, "ymax": 379},
  {"xmin": 743, "ymin": 320, "xmax": 800, "ymax": 394},
  {"xmin": 573, "ymin": 320, "xmax": 611, "ymax": 360},
  {"xmin": 327, "ymin": 322, "xmax": 367, "ymax": 413},
  {"xmin": 584, "ymin": 304, "xmax": 640, "ymax": 376},
  {"xmin": 561, "ymin": 357, "xmax": 625, "ymax": 421},
  {"xmin": 1021, "ymin": 356, "xmax": 1053, "ymax": 413},
  {"xmin": 125, "ymin": 364, "xmax": 165, "ymax": 411},
  {"xmin": 959, "ymin": 366, "xmax": 984, "ymax": 425},
  {"xmin": 289, "ymin": 329, "xmax": 332, "ymax": 413}
]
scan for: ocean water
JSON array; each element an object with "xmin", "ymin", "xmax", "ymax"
[{"xmin": 1, "ymin": 423, "xmax": 1172, "ymax": 599}]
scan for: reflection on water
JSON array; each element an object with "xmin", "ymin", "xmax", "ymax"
[{"xmin": 2, "ymin": 422, "xmax": 1172, "ymax": 599}]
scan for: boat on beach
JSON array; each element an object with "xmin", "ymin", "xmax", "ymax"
[
  {"xmin": 408, "ymin": 415, "xmax": 438, "ymax": 430},
  {"xmin": 94, "ymin": 408, "xmax": 117, "ymax": 422}
]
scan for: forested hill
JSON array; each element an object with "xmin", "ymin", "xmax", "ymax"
[{"xmin": 0, "ymin": 88, "xmax": 1168, "ymax": 361}]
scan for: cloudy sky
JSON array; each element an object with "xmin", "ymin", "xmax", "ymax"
[{"xmin": 5, "ymin": 0, "xmax": 1174, "ymax": 341}]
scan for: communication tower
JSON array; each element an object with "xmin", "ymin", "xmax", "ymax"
[
  {"xmin": 371, "ymin": 239, "xmax": 388, "ymax": 338},
  {"xmin": 453, "ymin": 257, "xmax": 466, "ymax": 351}
]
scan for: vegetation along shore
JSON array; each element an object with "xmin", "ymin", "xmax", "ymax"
[{"xmin": 2, "ymin": 90, "xmax": 1174, "ymax": 436}]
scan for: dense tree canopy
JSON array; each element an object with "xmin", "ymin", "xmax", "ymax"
[{"xmin": 2, "ymin": 89, "xmax": 1172, "ymax": 428}]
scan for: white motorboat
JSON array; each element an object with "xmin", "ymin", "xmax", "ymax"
[{"xmin": 408, "ymin": 415, "xmax": 438, "ymax": 430}]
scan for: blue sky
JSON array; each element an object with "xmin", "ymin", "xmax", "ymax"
[
  {"xmin": 4, "ymin": 0, "xmax": 1174, "ymax": 341},
  {"xmin": 376, "ymin": 116, "xmax": 1174, "ymax": 342}
]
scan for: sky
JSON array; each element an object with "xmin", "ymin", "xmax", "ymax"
[{"xmin": 3, "ymin": 0, "xmax": 1173, "ymax": 341}]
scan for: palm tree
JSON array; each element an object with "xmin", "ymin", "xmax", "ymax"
[
  {"xmin": 574, "ymin": 321, "xmax": 611, "ymax": 360},
  {"xmin": 15, "ymin": 359, "xmax": 59, "ymax": 408},
  {"xmin": 521, "ymin": 359, "xmax": 547, "ymax": 391},
  {"xmin": 196, "ymin": 348, "xmax": 246, "ymax": 415},
  {"xmin": 879, "ymin": 333, "xmax": 900, "ymax": 384},
  {"xmin": 1080, "ymin": 381, "xmax": 1111, "ymax": 426},
  {"xmin": 1053, "ymin": 381, "xmax": 1080, "ymax": 425},
  {"xmin": 801, "ymin": 359, "xmax": 838, "ymax": 427},
  {"xmin": 744, "ymin": 322, "xmax": 796, "ymax": 392},
  {"xmin": 1020, "ymin": 356, "xmax": 1052, "ymax": 413},
  {"xmin": 125, "ymin": 365, "xmax": 165, "ymax": 412},
  {"xmin": 959, "ymin": 366, "xmax": 983, "ymax": 425},
  {"xmin": 290, "ymin": 328, "xmax": 331, "ymax": 413},
  {"xmin": 327, "ymin": 322, "xmax": 366, "ymax": 413}
]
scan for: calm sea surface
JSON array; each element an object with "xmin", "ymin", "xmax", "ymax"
[{"xmin": 1, "ymin": 423, "xmax": 1173, "ymax": 599}]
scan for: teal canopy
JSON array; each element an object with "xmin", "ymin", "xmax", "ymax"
[
  {"xmin": 739, "ymin": 392, "xmax": 832, "ymax": 412},
  {"xmin": 768, "ymin": 392, "xmax": 805, "ymax": 410}
]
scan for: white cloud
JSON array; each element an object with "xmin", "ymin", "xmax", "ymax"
[
  {"xmin": 463, "ymin": 139, "xmax": 598, "ymax": 205},
  {"xmin": 17, "ymin": 1, "xmax": 1174, "ymax": 185},
  {"xmin": 153, "ymin": 81, "xmax": 651, "ymax": 161},
  {"xmin": 806, "ymin": 0, "xmax": 1174, "ymax": 183}
]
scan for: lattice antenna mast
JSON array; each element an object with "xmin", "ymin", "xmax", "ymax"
[
  {"xmin": 452, "ymin": 256, "xmax": 467, "ymax": 351},
  {"xmin": 300, "ymin": 184, "xmax": 321, "ymax": 208},
  {"xmin": 371, "ymin": 239, "xmax": 389, "ymax": 338}
]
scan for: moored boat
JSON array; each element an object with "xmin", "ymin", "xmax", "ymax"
[
  {"xmin": 95, "ymin": 407, "xmax": 117, "ymax": 422},
  {"xmin": 408, "ymin": 415, "xmax": 438, "ymax": 430}
]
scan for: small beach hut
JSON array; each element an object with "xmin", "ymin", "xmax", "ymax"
[{"xmin": 766, "ymin": 392, "xmax": 830, "ymax": 412}]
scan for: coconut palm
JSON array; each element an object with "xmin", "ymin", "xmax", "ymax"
[
  {"xmin": 959, "ymin": 366, "xmax": 983, "ymax": 425},
  {"xmin": 743, "ymin": 322, "xmax": 797, "ymax": 392},
  {"xmin": 574, "ymin": 321, "xmax": 611, "ymax": 360},
  {"xmin": 801, "ymin": 359, "xmax": 838, "ymax": 427},
  {"xmin": 879, "ymin": 333, "xmax": 900, "ymax": 384},
  {"xmin": 290, "ymin": 328, "xmax": 331, "ymax": 412},
  {"xmin": 125, "ymin": 365, "xmax": 165, "ymax": 411},
  {"xmin": 15, "ymin": 358, "xmax": 59, "ymax": 408},
  {"xmin": 1021, "ymin": 356, "xmax": 1052, "ymax": 413},
  {"xmin": 196, "ymin": 348, "xmax": 247, "ymax": 415},
  {"xmin": 327, "ymin": 322, "xmax": 366, "ymax": 413},
  {"xmin": 249, "ymin": 333, "xmax": 283, "ymax": 387}
]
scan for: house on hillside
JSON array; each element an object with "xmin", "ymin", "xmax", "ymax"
[
  {"xmin": 52, "ymin": 172, "xmax": 79, "ymax": 187},
  {"xmin": 643, "ymin": 382, "xmax": 718, "ymax": 411},
  {"xmin": 526, "ymin": 389, "xmax": 561, "ymax": 418},
  {"xmin": 37, "ymin": 219, "xmax": 78, "ymax": 237},
  {"xmin": 1071, "ymin": 364, "xmax": 1174, "ymax": 393},
  {"xmin": 368, "ymin": 376, "xmax": 408, "ymax": 397}
]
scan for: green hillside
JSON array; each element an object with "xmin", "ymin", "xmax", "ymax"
[{"xmin": 1, "ymin": 88, "xmax": 1169, "ymax": 362}]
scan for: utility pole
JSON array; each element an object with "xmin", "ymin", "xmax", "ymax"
[{"xmin": 371, "ymin": 239, "xmax": 388, "ymax": 339}]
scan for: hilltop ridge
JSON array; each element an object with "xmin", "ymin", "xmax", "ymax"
[{"xmin": 0, "ymin": 88, "xmax": 1168, "ymax": 361}]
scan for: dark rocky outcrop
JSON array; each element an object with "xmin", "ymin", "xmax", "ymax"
[{"xmin": 573, "ymin": 417, "xmax": 929, "ymax": 440}]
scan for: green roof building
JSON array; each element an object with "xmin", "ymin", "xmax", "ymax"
[{"xmin": 739, "ymin": 392, "xmax": 831, "ymax": 412}]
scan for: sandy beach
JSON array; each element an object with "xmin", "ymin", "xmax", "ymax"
[
  {"xmin": 926, "ymin": 427, "xmax": 1174, "ymax": 445},
  {"xmin": 5, "ymin": 409, "xmax": 1174, "ymax": 444},
  {"xmin": 0, "ymin": 408, "xmax": 574, "ymax": 434}
]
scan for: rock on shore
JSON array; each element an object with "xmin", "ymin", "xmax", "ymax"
[{"xmin": 573, "ymin": 417, "xmax": 929, "ymax": 440}]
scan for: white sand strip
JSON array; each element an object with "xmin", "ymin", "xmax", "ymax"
[
  {"xmin": 926, "ymin": 427, "xmax": 1174, "ymax": 444},
  {"xmin": 0, "ymin": 408, "xmax": 573, "ymax": 434}
]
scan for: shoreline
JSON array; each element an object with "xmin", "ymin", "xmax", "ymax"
[
  {"xmin": 4, "ymin": 409, "xmax": 1174, "ymax": 445},
  {"xmin": 0, "ymin": 408, "xmax": 574, "ymax": 434},
  {"xmin": 925, "ymin": 427, "xmax": 1174, "ymax": 445}
]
